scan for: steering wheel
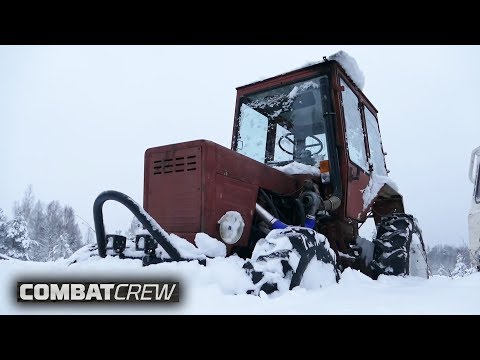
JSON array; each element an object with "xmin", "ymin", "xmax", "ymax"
[{"xmin": 278, "ymin": 133, "xmax": 324, "ymax": 156}]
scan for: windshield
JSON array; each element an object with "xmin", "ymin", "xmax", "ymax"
[{"xmin": 235, "ymin": 76, "xmax": 330, "ymax": 167}]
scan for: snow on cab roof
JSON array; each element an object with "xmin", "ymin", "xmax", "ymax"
[{"xmin": 237, "ymin": 51, "xmax": 365, "ymax": 91}]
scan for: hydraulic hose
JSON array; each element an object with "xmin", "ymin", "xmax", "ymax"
[
  {"xmin": 255, "ymin": 203, "xmax": 315, "ymax": 230},
  {"xmin": 93, "ymin": 190, "xmax": 181, "ymax": 260},
  {"xmin": 259, "ymin": 188, "xmax": 280, "ymax": 219},
  {"xmin": 295, "ymin": 198, "xmax": 306, "ymax": 227}
]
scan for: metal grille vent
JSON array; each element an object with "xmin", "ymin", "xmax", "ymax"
[{"xmin": 153, "ymin": 155, "xmax": 197, "ymax": 175}]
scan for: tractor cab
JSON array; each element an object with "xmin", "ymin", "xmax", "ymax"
[{"xmin": 231, "ymin": 57, "xmax": 400, "ymax": 223}]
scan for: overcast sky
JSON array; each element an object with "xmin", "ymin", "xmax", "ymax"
[{"xmin": 1, "ymin": 45, "xmax": 479, "ymax": 248}]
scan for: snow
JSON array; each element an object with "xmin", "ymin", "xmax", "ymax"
[
  {"xmin": 1, "ymin": 256, "xmax": 479, "ymax": 314},
  {"xmin": 288, "ymin": 86, "xmax": 299, "ymax": 99},
  {"xmin": 0, "ymin": 253, "xmax": 14, "ymax": 260},
  {"xmin": 285, "ymin": 51, "xmax": 365, "ymax": 91},
  {"xmin": 409, "ymin": 233, "xmax": 430, "ymax": 278},
  {"xmin": 355, "ymin": 236, "xmax": 375, "ymax": 267},
  {"xmin": 273, "ymin": 161, "xmax": 321, "ymax": 176},
  {"xmin": 362, "ymin": 173, "xmax": 399, "ymax": 210},
  {"xmin": 194, "ymin": 233, "xmax": 226, "ymax": 258},
  {"xmin": 328, "ymin": 51, "xmax": 365, "ymax": 90},
  {"xmin": 277, "ymin": 50, "xmax": 364, "ymax": 90},
  {"xmin": 248, "ymin": 81, "xmax": 320, "ymax": 112},
  {"xmin": 300, "ymin": 259, "xmax": 337, "ymax": 290},
  {"xmin": 167, "ymin": 233, "xmax": 205, "ymax": 260}
]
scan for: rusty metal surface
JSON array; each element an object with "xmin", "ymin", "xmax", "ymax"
[
  {"xmin": 346, "ymin": 163, "xmax": 371, "ymax": 220},
  {"xmin": 144, "ymin": 140, "xmax": 300, "ymax": 253},
  {"xmin": 145, "ymin": 145, "xmax": 202, "ymax": 234}
]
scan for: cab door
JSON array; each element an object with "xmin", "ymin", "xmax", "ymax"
[
  {"xmin": 339, "ymin": 78, "xmax": 371, "ymax": 220},
  {"xmin": 468, "ymin": 147, "xmax": 480, "ymax": 260}
]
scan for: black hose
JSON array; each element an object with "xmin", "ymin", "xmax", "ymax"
[
  {"xmin": 93, "ymin": 190, "xmax": 181, "ymax": 260},
  {"xmin": 295, "ymin": 198, "xmax": 306, "ymax": 227},
  {"xmin": 259, "ymin": 188, "xmax": 280, "ymax": 219}
]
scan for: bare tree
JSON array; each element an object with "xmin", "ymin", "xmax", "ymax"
[
  {"xmin": 13, "ymin": 185, "xmax": 35, "ymax": 224},
  {"xmin": 41, "ymin": 201, "xmax": 83, "ymax": 261},
  {"xmin": 44, "ymin": 200, "xmax": 63, "ymax": 253},
  {"xmin": 62, "ymin": 206, "xmax": 82, "ymax": 251},
  {"xmin": 84, "ymin": 228, "xmax": 95, "ymax": 245},
  {"xmin": 28, "ymin": 200, "xmax": 47, "ymax": 261}
]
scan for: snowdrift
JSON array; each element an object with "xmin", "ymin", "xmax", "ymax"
[{"xmin": 1, "ymin": 249, "xmax": 479, "ymax": 314}]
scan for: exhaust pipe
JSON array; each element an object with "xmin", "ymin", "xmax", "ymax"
[{"xmin": 255, "ymin": 203, "xmax": 288, "ymax": 230}]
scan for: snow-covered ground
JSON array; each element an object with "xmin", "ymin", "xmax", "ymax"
[{"xmin": 1, "ymin": 254, "xmax": 479, "ymax": 314}]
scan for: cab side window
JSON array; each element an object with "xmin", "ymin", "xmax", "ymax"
[
  {"xmin": 364, "ymin": 107, "xmax": 387, "ymax": 176},
  {"xmin": 341, "ymin": 79, "xmax": 368, "ymax": 172},
  {"xmin": 476, "ymin": 162, "xmax": 480, "ymax": 203}
]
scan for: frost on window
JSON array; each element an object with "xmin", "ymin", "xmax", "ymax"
[
  {"xmin": 341, "ymin": 79, "xmax": 368, "ymax": 172},
  {"xmin": 365, "ymin": 108, "xmax": 387, "ymax": 176},
  {"xmin": 237, "ymin": 104, "xmax": 268, "ymax": 163},
  {"xmin": 235, "ymin": 76, "xmax": 331, "ymax": 167}
]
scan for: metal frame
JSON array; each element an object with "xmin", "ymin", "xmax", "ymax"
[{"xmin": 470, "ymin": 146, "xmax": 480, "ymax": 204}]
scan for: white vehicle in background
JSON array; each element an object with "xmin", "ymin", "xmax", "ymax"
[{"xmin": 468, "ymin": 146, "xmax": 480, "ymax": 269}]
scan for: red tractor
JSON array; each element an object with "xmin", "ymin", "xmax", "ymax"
[{"xmin": 92, "ymin": 54, "xmax": 429, "ymax": 294}]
